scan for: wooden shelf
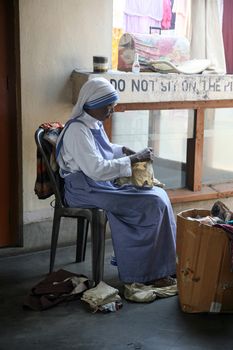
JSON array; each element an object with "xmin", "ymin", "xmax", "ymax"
[{"xmin": 167, "ymin": 182, "xmax": 233, "ymax": 204}]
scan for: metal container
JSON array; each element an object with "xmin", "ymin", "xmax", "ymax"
[{"xmin": 93, "ymin": 56, "xmax": 108, "ymax": 73}]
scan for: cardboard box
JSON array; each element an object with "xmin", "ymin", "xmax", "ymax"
[{"xmin": 176, "ymin": 209, "xmax": 233, "ymax": 313}]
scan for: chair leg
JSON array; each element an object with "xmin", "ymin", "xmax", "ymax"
[
  {"xmin": 91, "ymin": 209, "xmax": 107, "ymax": 284},
  {"xmin": 49, "ymin": 210, "xmax": 61, "ymax": 274},
  {"xmin": 76, "ymin": 217, "xmax": 89, "ymax": 262}
]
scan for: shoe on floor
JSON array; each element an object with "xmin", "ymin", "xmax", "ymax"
[{"xmin": 146, "ymin": 276, "xmax": 176, "ymax": 288}]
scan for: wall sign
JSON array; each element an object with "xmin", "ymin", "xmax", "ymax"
[{"xmin": 72, "ymin": 70, "xmax": 233, "ymax": 104}]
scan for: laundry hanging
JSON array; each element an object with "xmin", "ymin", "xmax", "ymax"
[{"xmin": 123, "ymin": 0, "xmax": 163, "ymax": 33}]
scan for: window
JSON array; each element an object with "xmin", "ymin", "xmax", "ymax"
[
  {"xmin": 112, "ymin": 99, "xmax": 233, "ymax": 202},
  {"xmin": 203, "ymin": 108, "xmax": 233, "ymax": 184},
  {"xmin": 112, "ymin": 109, "xmax": 194, "ymax": 189}
]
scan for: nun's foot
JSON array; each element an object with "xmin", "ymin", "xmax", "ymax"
[{"xmin": 146, "ymin": 276, "xmax": 176, "ymax": 288}]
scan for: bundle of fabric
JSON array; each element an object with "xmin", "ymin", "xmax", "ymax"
[
  {"xmin": 118, "ymin": 32, "xmax": 190, "ymax": 72},
  {"xmin": 115, "ymin": 161, "xmax": 165, "ymax": 188},
  {"xmin": 23, "ymin": 269, "xmax": 91, "ymax": 311},
  {"xmin": 81, "ymin": 281, "xmax": 123, "ymax": 313}
]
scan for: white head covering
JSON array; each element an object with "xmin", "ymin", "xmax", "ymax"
[{"xmin": 70, "ymin": 77, "xmax": 119, "ymax": 119}]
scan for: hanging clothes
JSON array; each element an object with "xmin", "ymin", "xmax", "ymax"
[
  {"xmin": 161, "ymin": 0, "xmax": 172, "ymax": 30},
  {"xmin": 170, "ymin": 0, "xmax": 176, "ymax": 30},
  {"xmin": 123, "ymin": 0, "xmax": 163, "ymax": 34},
  {"xmin": 172, "ymin": 0, "xmax": 191, "ymax": 40}
]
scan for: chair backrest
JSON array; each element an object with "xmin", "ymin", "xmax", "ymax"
[{"xmin": 35, "ymin": 128, "xmax": 64, "ymax": 208}]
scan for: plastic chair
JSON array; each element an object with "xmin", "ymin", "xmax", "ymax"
[{"xmin": 35, "ymin": 127, "xmax": 107, "ymax": 284}]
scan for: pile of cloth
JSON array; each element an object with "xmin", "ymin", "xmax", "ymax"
[
  {"xmin": 23, "ymin": 270, "xmax": 178, "ymax": 313},
  {"xmin": 23, "ymin": 269, "xmax": 92, "ymax": 311},
  {"xmin": 23, "ymin": 271, "xmax": 123, "ymax": 313},
  {"xmin": 81, "ymin": 280, "xmax": 177, "ymax": 309},
  {"xmin": 81, "ymin": 281, "xmax": 123, "ymax": 313}
]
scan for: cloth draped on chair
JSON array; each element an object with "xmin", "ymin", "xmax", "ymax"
[{"xmin": 34, "ymin": 122, "xmax": 63, "ymax": 199}]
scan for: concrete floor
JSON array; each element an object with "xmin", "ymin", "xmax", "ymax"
[{"xmin": 1, "ymin": 239, "xmax": 233, "ymax": 350}]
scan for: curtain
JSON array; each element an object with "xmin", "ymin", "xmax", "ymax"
[{"xmin": 190, "ymin": 0, "xmax": 226, "ymax": 73}]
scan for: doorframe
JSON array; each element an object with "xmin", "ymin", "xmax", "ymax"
[{"xmin": 8, "ymin": 0, "xmax": 23, "ymax": 246}]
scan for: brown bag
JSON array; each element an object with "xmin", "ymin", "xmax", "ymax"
[{"xmin": 115, "ymin": 161, "xmax": 164, "ymax": 189}]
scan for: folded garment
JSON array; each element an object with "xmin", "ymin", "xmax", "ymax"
[
  {"xmin": 81, "ymin": 281, "xmax": 122, "ymax": 312},
  {"xmin": 124, "ymin": 282, "xmax": 178, "ymax": 303},
  {"xmin": 149, "ymin": 59, "xmax": 212, "ymax": 74}
]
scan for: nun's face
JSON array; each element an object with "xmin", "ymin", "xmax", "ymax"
[{"xmin": 86, "ymin": 103, "xmax": 117, "ymax": 121}]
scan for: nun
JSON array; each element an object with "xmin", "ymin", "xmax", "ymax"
[{"xmin": 56, "ymin": 77, "xmax": 176, "ymax": 286}]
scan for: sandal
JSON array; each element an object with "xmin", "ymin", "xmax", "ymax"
[{"xmin": 146, "ymin": 276, "xmax": 177, "ymax": 288}]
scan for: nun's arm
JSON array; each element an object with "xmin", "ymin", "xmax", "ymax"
[{"xmin": 63, "ymin": 122, "xmax": 132, "ymax": 181}]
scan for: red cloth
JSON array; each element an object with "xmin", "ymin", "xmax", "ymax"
[
  {"xmin": 222, "ymin": 0, "xmax": 233, "ymax": 73},
  {"xmin": 161, "ymin": 0, "xmax": 172, "ymax": 29}
]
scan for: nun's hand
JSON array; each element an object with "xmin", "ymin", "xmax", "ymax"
[
  {"xmin": 122, "ymin": 146, "xmax": 136, "ymax": 156},
  {"xmin": 129, "ymin": 148, "xmax": 154, "ymax": 164}
]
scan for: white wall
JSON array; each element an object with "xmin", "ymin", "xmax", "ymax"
[{"xmin": 19, "ymin": 0, "xmax": 113, "ymax": 223}]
